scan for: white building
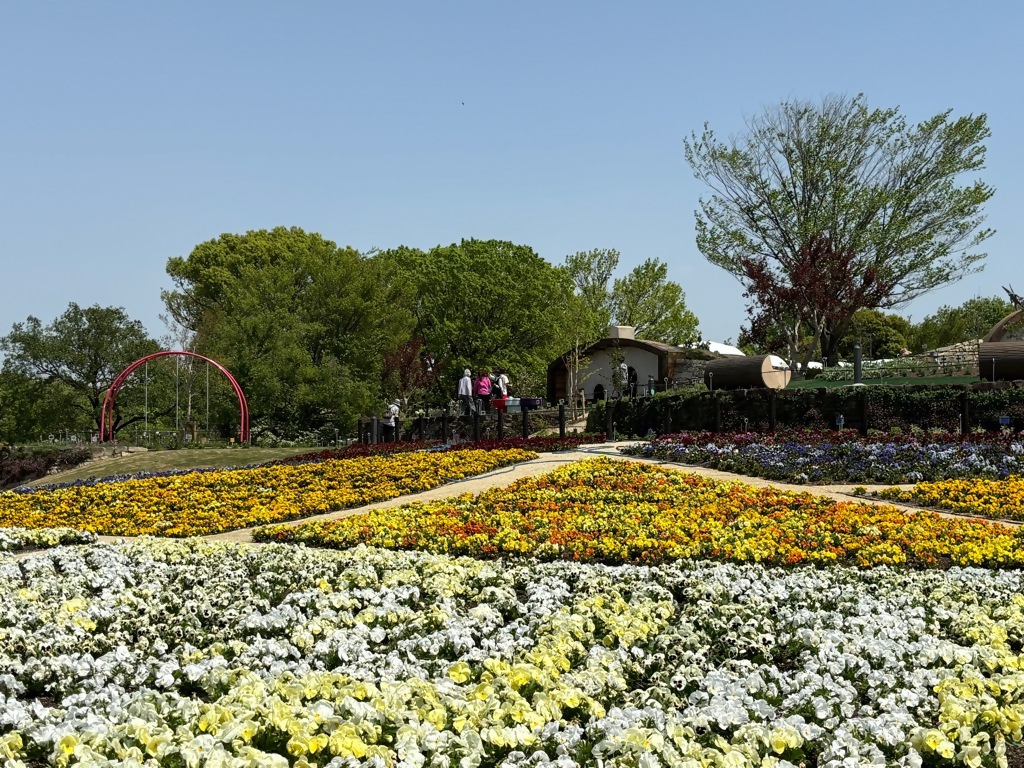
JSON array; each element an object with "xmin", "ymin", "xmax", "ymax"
[{"xmin": 546, "ymin": 326, "xmax": 710, "ymax": 402}]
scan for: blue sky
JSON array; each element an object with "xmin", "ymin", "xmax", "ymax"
[{"xmin": 2, "ymin": 1, "xmax": 1022, "ymax": 347}]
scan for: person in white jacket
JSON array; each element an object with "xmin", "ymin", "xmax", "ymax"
[
  {"xmin": 493, "ymin": 369, "xmax": 509, "ymax": 398},
  {"xmin": 382, "ymin": 399, "xmax": 400, "ymax": 442},
  {"xmin": 458, "ymin": 369, "xmax": 474, "ymax": 415}
]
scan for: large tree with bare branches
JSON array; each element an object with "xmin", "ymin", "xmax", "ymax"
[{"xmin": 685, "ymin": 94, "xmax": 994, "ymax": 365}]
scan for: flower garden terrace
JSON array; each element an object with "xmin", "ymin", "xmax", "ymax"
[
  {"xmin": 0, "ymin": 448, "xmax": 538, "ymax": 537},
  {"xmin": 5, "ymin": 534, "xmax": 1024, "ymax": 766},
  {"xmin": 14, "ymin": 435, "xmax": 601, "ymax": 495},
  {"xmin": 876, "ymin": 477, "xmax": 1024, "ymax": 523},
  {"xmin": 6, "ymin": 451, "xmax": 1024, "ymax": 766},
  {"xmin": 256, "ymin": 457, "xmax": 1024, "ymax": 570},
  {"xmin": 623, "ymin": 429, "xmax": 1024, "ymax": 485}
]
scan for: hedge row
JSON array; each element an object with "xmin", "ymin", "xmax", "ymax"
[
  {"xmin": 0, "ymin": 445, "xmax": 92, "ymax": 490},
  {"xmin": 587, "ymin": 383, "xmax": 1024, "ymax": 436}
]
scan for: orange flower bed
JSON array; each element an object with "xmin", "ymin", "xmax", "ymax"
[{"xmin": 256, "ymin": 458, "xmax": 1024, "ymax": 568}]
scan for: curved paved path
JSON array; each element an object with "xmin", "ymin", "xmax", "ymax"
[
  {"xmin": 203, "ymin": 441, "xmax": 975, "ymax": 544},
  {"xmin": 10, "ymin": 442, "xmax": 1014, "ymax": 560}
]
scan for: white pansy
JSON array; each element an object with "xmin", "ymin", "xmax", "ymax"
[
  {"xmin": 3, "ymin": 541, "xmax": 1024, "ymax": 765},
  {"xmin": 0, "ymin": 527, "xmax": 96, "ymax": 553}
]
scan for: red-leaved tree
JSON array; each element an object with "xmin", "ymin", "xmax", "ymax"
[
  {"xmin": 381, "ymin": 336, "xmax": 440, "ymax": 411},
  {"xmin": 741, "ymin": 236, "xmax": 893, "ymax": 371}
]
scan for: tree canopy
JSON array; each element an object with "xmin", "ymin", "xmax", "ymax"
[
  {"xmin": 0, "ymin": 303, "xmax": 160, "ymax": 436},
  {"xmin": 564, "ymin": 248, "xmax": 620, "ymax": 343},
  {"xmin": 611, "ymin": 258, "xmax": 701, "ymax": 346},
  {"xmin": 379, "ymin": 239, "xmax": 576, "ymax": 397},
  {"xmin": 163, "ymin": 227, "xmax": 410, "ymax": 437},
  {"xmin": 0, "ymin": 369, "xmax": 85, "ymax": 443},
  {"xmin": 563, "ymin": 251, "xmax": 701, "ymax": 346},
  {"xmin": 910, "ymin": 295, "xmax": 1014, "ymax": 352},
  {"xmin": 837, "ymin": 309, "xmax": 914, "ymax": 360},
  {"xmin": 686, "ymin": 93, "xmax": 995, "ymax": 366}
]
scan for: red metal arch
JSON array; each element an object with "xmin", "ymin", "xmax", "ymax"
[{"xmin": 100, "ymin": 351, "xmax": 250, "ymax": 443}]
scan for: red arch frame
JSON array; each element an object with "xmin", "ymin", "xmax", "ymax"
[{"xmin": 100, "ymin": 351, "xmax": 250, "ymax": 443}]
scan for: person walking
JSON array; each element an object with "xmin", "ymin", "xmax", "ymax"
[
  {"xmin": 493, "ymin": 368, "xmax": 509, "ymax": 399},
  {"xmin": 458, "ymin": 369, "xmax": 474, "ymax": 415},
  {"xmin": 381, "ymin": 399, "xmax": 400, "ymax": 442},
  {"xmin": 474, "ymin": 369, "xmax": 492, "ymax": 413}
]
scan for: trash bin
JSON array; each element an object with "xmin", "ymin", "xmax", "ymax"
[
  {"xmin": 505, "ymin": 397, "xmax": 521, "ymax": 414},
  {"xmin": 520, "ymin": 397, "xmax": 543, "ymax": 410}
]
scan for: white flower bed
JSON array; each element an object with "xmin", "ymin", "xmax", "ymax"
[
  {"xmin": 1, "ymin": 540, "xmax": 1022, "ymax": 767},
  {"xmin": 0, "ymin": 527, "xmax": 96, "ymax": 552}
]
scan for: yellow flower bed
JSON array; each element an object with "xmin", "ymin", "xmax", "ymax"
[
  {"xmin": 0, "ymin": 449, "xmax": 535, "ymax": 537},
  {"xmin": 877, "ymin": 476, "xmax": 1024, "ymax": 521},
  {"xmin": 257, "ymin": 458, "xmax": 1024, "ymax": 568}
]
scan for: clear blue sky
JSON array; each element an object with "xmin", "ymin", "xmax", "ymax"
[{"xmin": 2, "ymin": 1, "xmax": 1022, "ymax": 347}]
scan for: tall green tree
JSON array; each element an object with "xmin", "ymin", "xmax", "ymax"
[
  {"xmin": 378, "ymin": 239, "xmax": 576, "ymax": 398},
  {"xmin": 0, "ymin": 369, "xmax": 85, "ymax": 443},
  {"xmin": 837, "ymin": 309, "xmax": 914, "ymax": 359},
  {"xmin": 163, "ymin": 227, "xmax": 411, "ymax": 436},
  {"xmin": 685, "ymin": 93, "xmax": 995, "ymax": 364},
  {"xmin": 611, "ymin": 259, "xmax": 701, "ymax": 345},
  {"xmin": 910, "ymin": 295, "xmax": 1014, "ymax": 352},
  {"xmin": 564, "ymin": 248, "xmax": 619, "ymax": 343},
  {"xmin": 0, "ymin": 303, "xmax": 160, "ymax": 436}
]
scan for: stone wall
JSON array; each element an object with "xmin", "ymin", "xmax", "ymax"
[
  {"xmin": 673, "ymin": 359, "xmax": 709, "ymax": 386},
  {"xmin": 927, "ymin": 340, "xmax": 980, "ymax": 374}
]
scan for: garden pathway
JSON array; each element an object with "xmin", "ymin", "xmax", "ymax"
[
  {"xmin": 16, "ymin": 442, "xmax": 1011, "ymax": 560},
  {"xmin": 196, "ymin": 442, "xmax": 986, "ymax": 545}
]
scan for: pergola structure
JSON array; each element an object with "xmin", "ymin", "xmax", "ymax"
[{"xmin": 99, "ymin": 351, "xmax": 249, "ymax": 443}]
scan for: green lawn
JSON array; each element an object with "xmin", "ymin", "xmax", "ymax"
[
  {"xmin": 25, "ymin": 446, "xmax": 316, "ymax": 487},
  {"xmin": 786, "ymin": 375, "xmax": 981, "ymax": 389}
]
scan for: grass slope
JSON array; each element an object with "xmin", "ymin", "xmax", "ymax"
[{"xmin": 24, "ymin": 446, "xmax": 314, "ymax": 486}]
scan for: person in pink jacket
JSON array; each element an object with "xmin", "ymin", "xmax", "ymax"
[{"xmin": 474, "ymin": 369, "xmax": 492, "ymax": 413}]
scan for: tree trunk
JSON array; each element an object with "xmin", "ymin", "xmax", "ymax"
[
  {"xmin": 785, "ymin": 319, "xmax": 802, "ymax": 371},
  {"xmin": 823, "ymin": 320, "xmax": 851, "ymax": 367},
  {"xmin": 800, "ymin": 324, "xmax": 825, "ymax": 374}
]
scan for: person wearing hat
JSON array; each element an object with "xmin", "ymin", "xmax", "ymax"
[
  {"xmin": 458, "ymin": 369, "xmax": 474, "ymax": 415},
  {"xmin": 382, "ymin": 398, "xmax": 401, "ymax": 442}
]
